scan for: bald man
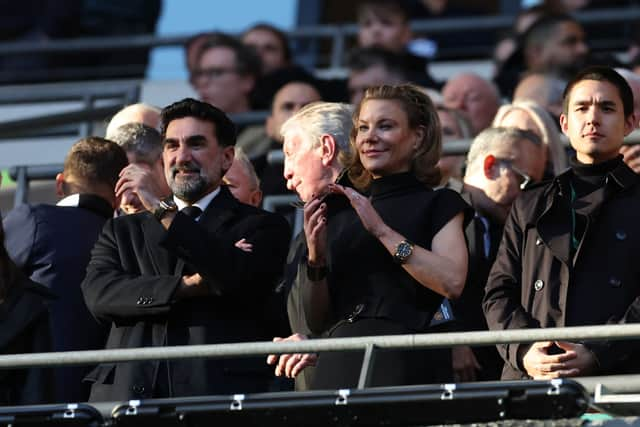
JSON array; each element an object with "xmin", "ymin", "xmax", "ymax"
[
  {"xmin": 442, "ymin": 73, "xmax": 501, "ymax": 135},
  {"xmin": 105, "ymin": 103, "xmax": 161, "ymax": 139}
]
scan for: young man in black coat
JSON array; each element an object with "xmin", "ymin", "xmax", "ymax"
[
  {"xmin": 81, "ymin": 98, "xmax": 290, "ymax": 401},
  {"xmin": 484, "ymin": 66, "xmax": 640, "ymax": 380}
]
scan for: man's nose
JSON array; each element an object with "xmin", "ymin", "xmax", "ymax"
[{"xmin": 175, "ymin": 144, "xmax": 192, "ymax": 163}]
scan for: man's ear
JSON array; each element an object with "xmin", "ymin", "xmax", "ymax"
[
  {"xmin": 55, "ymin": 173, "xmax": 66, "ymax": 197},
  {"xmin": 413, "ymin": 125, "xmax": 425, "ymax": 150},
  {"xmin": 483, "ymin": 154, "xmax": 497, "ymax": 179},
  {"xmin": 560, "ymin": 113, "xmax": 569, "ymax": 136},
  {"xmin": 319, "ymin": 134, "xmax": 337, "ymax": 166},
  {"xmin": 249, "ymin": 189, "xmax": 263, "ymax": 208},
  {"xmin": 222, "ymin": 146, "xmax": 235, "ymax": 173},
  {"xmin": 624, "ymin": 113, "xmax": 635, "ymax": 136}
]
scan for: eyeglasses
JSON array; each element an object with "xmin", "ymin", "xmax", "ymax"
[
  {"xmin": 497, "ymin": 159, "xmax": 532, "ymax": 190},
  {"xmin": 189, "ymin": 67, "xmax": 239, "ymax": 84}
]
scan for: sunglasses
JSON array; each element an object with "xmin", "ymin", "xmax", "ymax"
[{"xmin": 497, "ymin": 159, "xmax": 532, "ymax": 190}]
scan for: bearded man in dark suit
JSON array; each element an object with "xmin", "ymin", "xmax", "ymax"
[{"xmin": 81, "ymin": 98, "xmax": 290, "ymax": 401}]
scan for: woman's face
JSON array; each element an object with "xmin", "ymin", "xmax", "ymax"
[{"xmin": 355, "ymin": 99, "xmax": 421, "ymax": 178}]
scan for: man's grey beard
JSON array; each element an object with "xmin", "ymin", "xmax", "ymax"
[{"xmin": 167, "ymin": 164, "xmax": 211, "ymax": 203}]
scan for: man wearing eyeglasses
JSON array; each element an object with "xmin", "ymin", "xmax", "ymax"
[
  {"xmin": 189, "ymin": 32, "xmax": 261, "ymax": 115},
  {"xmin": 484, "ymin": 66, "xmax": 640, "ymax": 380},
  {"xmin": 449, "ymin": 126, "xmax": 545, "ymax": 383}
]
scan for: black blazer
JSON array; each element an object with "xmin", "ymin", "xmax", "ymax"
[
  {"xmin": 81, "ymin": 186, "xmax": 291, "ymax": 401},
  {"xmin": 0, "ymin": 279, "xmax": 54, "ymax": 405},
  {"xmin": 3, "ymin": 195, "xmax": 112, "ymax": 402}
]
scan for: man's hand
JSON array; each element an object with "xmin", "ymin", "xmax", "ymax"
[
  {"xmin": 303, "ymin": 196, "xmax": 328, "ymax": 267},
  {"xmin": 175, "ymin": 273, "xmax": 208, "ymax": 299},
  {"xmin": 620, "ymin": 145, "xmax": 640, "ymax": 173},
  {"xmin": 235, "ymin": 238, "xmax": 253, "ymax": 252},
  {"xmin": 452, "ymin": 345, "xmax": 482, "ymax": 382},
  {"xmin": 522, "ymin": 341, "xmax": 596, "ymax": 379},
  {"xmin": 266, "ymin": 333, "xmax": 317, "ymax": 378},
  {"xmin": 115, "ymin": 164, "xmax": 168, "ymax": 212}
]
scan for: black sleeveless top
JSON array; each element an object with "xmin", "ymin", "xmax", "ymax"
[{"xmin": 324, "ymin": 172, "xmax": 472, "ymax": 332}]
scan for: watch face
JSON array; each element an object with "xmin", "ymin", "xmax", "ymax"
[{"xmin": 398, "ymin": 242, "xmax": 412, "ymax": 258}]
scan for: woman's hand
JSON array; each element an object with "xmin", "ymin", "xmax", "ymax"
[
  {"xmin": 329, "ymin": 184, "xmax": 388, "ymax": 239},
  {"xmin": 303, "ymin": 196, "xmax": 328, "ymax": 266}
]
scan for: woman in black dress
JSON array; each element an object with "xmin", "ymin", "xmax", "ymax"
[
  {"xmin": 301, "ymin": 84, "xmax": 471, "ymax": 389},
  {"xmin": 0, "ymin": 200, "xmax": 53, "ymax": 404}
]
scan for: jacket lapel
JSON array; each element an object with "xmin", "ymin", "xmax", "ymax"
[
  {"xmin": 536, "ymin": 179, "xmax": 572, "ymax": 266},
  {"xmin": 198, "ymin": 186, "xmax": 237, "ymax": 234}
]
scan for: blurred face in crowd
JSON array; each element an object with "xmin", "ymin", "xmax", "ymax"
[
  {"xmin": 191, "ymin": 46, "xmax": 254, "ymax": 114},
  {"xmin": 163, "ymin": 117, "xmax": 234, "ymax": 202},
  {"xmin": 538, "ymin": 21, "xmax": 588, "ymax": 76},
  {"xmin": 561, "ymin": 79, "xmax": 633, "ymax": 164},
  {"xmin": 266, "ymin": 82, "xmax": 322, "ymax": 142},
  {"xmin": 357, "ymin": 10, "xmax": 411, "ymax": 52},
  {"xmin": 242, "ymin": 28, "xmax": 288, "ymax": 74},
  {"xmin": 223, "ymin": 159, "xmax": 262, "ymax": 207},
  {"xmin": 283, "ymin": 131, "xmax": 332, "ymax": 203},
  {"xmin": 442, "ymin": 74, "xmax": 500, "ymax": 135},
  {"xmin": 348, "ymin": 64, "xmax": 404, "ymax": 105},
  {"xmin": 437, "ymin": 108, "xmax": 466, "ymax": 182},
  {"xmin": 355, "ymin": 99, "xmax": 422, "ymax": 178}
]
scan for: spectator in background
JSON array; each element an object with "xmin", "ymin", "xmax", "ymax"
[
  {"xmin": 615, "ymin": 68, "xmax": 640, "ymax": 173},
  {"xmin": 347, "ymin": 47, "xmax": 411, "ymax": 105},
  {"xmin": 242, "ymin": 23, "xmax": 292, "ymax": 75},
  {"xmin": 189, "ymin": 32, "xmax": 261, "ymax": 114},
  {"xmin": 436, "ymin": 105, "xmax": 473, "ymax": 184},
  {"xmin": 356, "ymin": 0, "xmax": 440, "ymax": 89},
  {"xmin": 238, "ymin": 81, "xmax": 322, "ymax": 199},
  {"xmin": 492, "ymin": 100, "xmax": 568, "ymax": 177},
  {"xmin": 495, "ymin": 13, "xmax": 589, "ymax": 98},
  {"xmin": 442, "ymin": 73, "xmax": 501, "ymax": 136},
  {"xmin": 223, "ymin": 148, "xmax": 263, "ymax": 207},
  {"xmin": 451, "ymin": 126, "xmax": 545, "ymax": 382},
  {"xmin": 108, "ymin": 123, "xmax": 170, "ymax": 214},
  {"xmin": 3, "ymin": 137, "xmax": 128, "ymax": 403},
  {"xmin": 0, "ymin": 176, "xmax": 53, "ymax": 406},
  {"xmin": 513, "ymin": 72, "xmax": 567, "ymax": 120},
  {"xmin": 105, "ymin": 103, "xmax": 161, "ymax": 139}
]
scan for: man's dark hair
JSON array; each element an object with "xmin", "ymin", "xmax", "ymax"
[
  {"xmin": 63, "ymin": 137, "xmax": 128, "ymax": 190},
  {"xmin": 195, "ymin": 32, "xmax": 262, "ymax": 78},
  {"xmin": 562, "ymin": 66, "xmax": 634, "ymax": 117},
  {"xmin": 242, "ymin": 23, "xmax": 292, "ymax": 63},
  {"xmin": 108, "ymin": 123, "xmax": 162, "ymax": 165},
  {"xmin": 161, "ymin": 98, "xmax": 237, "ymax": 147},
  {"xmin": 347, "ymin": 47, "xmax": 410, "ymax": 81},
  {"xmin": 523, "ymin": 13, "xmax": 578, "ymax": 50},
  {"xmin": 356, "ymin": 0, "xmax": 410, "ymax": 23}
]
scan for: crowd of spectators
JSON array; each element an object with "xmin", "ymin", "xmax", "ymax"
[{"xmin": 3, "ymin": 0, "xmax": 640, "ymax": 406}]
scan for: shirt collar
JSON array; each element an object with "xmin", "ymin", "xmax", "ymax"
[
  {"xmin": 173, "ymin": 186, "xmax": 221, "ymax": 214},
  {"xmin": 56, "ymin": 193, "xmax": 80, "ymax": 207}
]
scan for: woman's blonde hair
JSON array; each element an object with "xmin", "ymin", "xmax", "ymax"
[
  {"xmin": 343, "ymin": 84, "xmax": 442, "ymax": 190},
  {"xmin": 492, "ymin": 100, "xmax": 568, "ymax": 175}
]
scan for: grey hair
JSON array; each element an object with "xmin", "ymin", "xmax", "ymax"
[
  {"xmin": 108, "ymin": 123, "xmax": 163, "ymax": 166},
  {"xmin": 465, "ymin": 126, "xmax": 542, "ymax": 177},
  {"xmin": 233, "ymin": 147, "xmax": 260, "ymax": 191},
  {"xmin": 492, "ymin": 100, "xmax": 567, "ymax": 174},
  {"xmin": 280, "ymin": 102, "xmax": 353, "ymax": 157}
]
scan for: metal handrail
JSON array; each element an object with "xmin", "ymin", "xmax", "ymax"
[{"xmin": 1, "ymin": 323, "xmax": 639, "ymax": 370}]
